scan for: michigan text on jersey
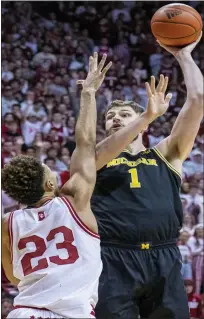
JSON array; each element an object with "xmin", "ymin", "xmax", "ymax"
[{"xmin": 107, "ymin": 157, "xmax": 158, "ymax": 168}]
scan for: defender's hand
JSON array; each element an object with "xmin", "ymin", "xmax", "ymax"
[
  {"xmin": 157, "ymin": 31, "xmax": 202, "ymax": 58},
  {"xmin": 144, "ymin": 74, "xmax": 172, "ymax": 122},
  {"xmin": 77, "ymin": 52, "xmax": 112, "ymax": 92}
]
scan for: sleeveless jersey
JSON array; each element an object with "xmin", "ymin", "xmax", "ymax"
[
  {"xmin": 91, "ymin": 148, "xmax": 183, "ymax": 243},
  {"xmin": 9, "ymin": 196, "xmax": 102, "ymax": 318}
]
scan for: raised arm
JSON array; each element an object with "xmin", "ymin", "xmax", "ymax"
[
  {"xmin": 156, "ymin": 34, "xmax": 204, "ymax": 169},
  {"xmin": 60, "ymin": 53, "xmax": 111, "ymax": 230},
  {"xmin": 2, "ymin": 213, "xmax": 19, "ymax": 286},
  {"xmin": 96, "ymin": 75, "xmax": 172, "ymax": 170}
]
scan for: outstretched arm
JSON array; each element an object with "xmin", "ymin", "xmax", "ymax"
[
  {"xmin": 96, "ymin": 75, "xmax": 172, "ymax": 170},
  {"xmin": 2, "ymin": 213, "xmax": 19, "ymax": 286},
  {"xmin": 60, "ymin": 53, "xmax": 111, "ymax": 231},
  {"xmin": 156, "ymin": 34, "xmax": 204, "ymax": 167}
]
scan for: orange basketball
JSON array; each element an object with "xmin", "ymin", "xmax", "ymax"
[{"xmin": 151, "ymin": 3, "xmax": 203, "ymax": 47}]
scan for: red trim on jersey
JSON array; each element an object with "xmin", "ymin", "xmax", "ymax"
[
  {"xmin": 8, "ymin": 211, "xmax": 14, "ymax": 262},
  {"xmin": 90, "ymin": 304, "xmax": 95, "ymax": 316},
  {"xmin": 15, "ymin": 304, "xmax": 96, "ymax": 317},
  {"xmin": 61, "ymin": 197, "xmax": 100, "ymax": 239},
  {"xmin": 14, "ymin": 305, "xmax": 49, "ymax": 311}
]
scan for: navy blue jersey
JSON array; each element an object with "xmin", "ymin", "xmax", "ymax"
[{"xmin": 91, "ymin": 148, "xmax": 183, "ymax": 243}]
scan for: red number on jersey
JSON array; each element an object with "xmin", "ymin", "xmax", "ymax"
[
  {"xmin": 18, "ymin": 226, "xmax": 79, "ymax": 276},
  {"xmin": 18, "ymin": 235, "xmax": 48, "ymax": 276},
  {"xmin": 47, "ymin": 226, "xmax": 79, "ymax": 265}
]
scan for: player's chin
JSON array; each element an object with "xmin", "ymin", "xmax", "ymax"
[{"xmin": 107, "ymin": 126, "xmax": 122, "ymax": 136}]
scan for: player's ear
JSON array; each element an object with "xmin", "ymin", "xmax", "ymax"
[{"xmin": 44, "ymin": 179, "xmax": 54, "ymax": 191}]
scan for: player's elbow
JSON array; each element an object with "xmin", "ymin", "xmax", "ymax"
[
  {"xmin": 76, "ymin": 134, "xmax": 96, "ymax": 149},
  {"xmin": 188, "ymin": 91, "xmax": 204, "ymax": 105}
]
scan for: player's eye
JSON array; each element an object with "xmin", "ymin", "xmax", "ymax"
[
  {"xmin": 121, "ymin": 113, "xmax": 130, "ymax": 118},
  {"xmin": 107, "ymin": 114, "xmax": 114, "ymax": 120}
]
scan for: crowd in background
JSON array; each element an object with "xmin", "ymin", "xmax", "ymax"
[{"xmin": 1, "ymin": 1, "xmax": 204, "ymax": 318}]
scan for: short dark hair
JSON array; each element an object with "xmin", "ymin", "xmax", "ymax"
[
  {"xmin": 2, "ymin": 156, "xmax": 45, "ymax": 205},
  {"xmin": 44, "ymin": 157, "xmax": 56, "ymax": 164},
  {"xmin": 106, "ymin": 100, "xmax": 144, "ymax": 115}
]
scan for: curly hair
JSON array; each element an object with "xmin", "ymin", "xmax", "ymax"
[
  {"xmin": 106, "ymin": 100, "xmax": 144, "ymax": 115},
  {"xmin": 2, "ymin": 156, "xmax": 45, "ymax": 205}
]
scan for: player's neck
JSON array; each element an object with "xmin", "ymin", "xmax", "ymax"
[
  {"xmin": 125, "ymin": 139, "xmax": 146, "ymax": 155},
  {"xmin": 34, "ymin": 192, "xmax": 55, "ymax": 208}
]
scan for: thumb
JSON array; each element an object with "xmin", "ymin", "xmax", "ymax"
[
  {"xmin": 165, "ymin": 93, "xmax": 172, "ymax": 105},
  {"xmin": 76, "ymin": 80, "xmax": 84, "ymax": 85}
]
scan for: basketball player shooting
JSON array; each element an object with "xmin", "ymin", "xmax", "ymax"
[
  {"xmin": 91, "ymin": 35, "xmax": 203, "ymax": 318},
  {"xmin": 2, "ymin": 53, "xmax": 112, "ymax": 319}
]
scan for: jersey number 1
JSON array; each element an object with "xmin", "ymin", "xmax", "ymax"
[
  {"xmin": 18, "ymin": 226, "xmax": 79, "ymax": 276},
  {"xmin": 128, "ymin": 168, "xmax": 141, "ymax": 188}
]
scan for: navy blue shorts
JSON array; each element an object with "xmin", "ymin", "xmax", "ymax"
[{"xmin": 96, "ymin": 240, "xmax": 189, "ymax": 319}]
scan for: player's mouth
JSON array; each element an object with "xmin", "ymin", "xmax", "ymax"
[{"xmin": 111, "ymin": 123, "xmax": 123, "ymax": 130}]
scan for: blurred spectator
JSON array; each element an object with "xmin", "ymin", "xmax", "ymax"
[
  {"xmin": 185, "ymin": 279, "xmax": 202, "ymax": 319},
  {"xmin": 188, "ymin": 225, "xmax": 204, "ymax": 295},
  {"xmin": 32, "ymin": 45, "xmax": 57, "ymax": 67},
  {"xmin": 2, "ymin": 86, "xmax": 18, "ymax": 116},
  {"xmin": 183, "ymin": 149, "xmax": 203, "ymax": 177},
  {"xmin": 178, "ymin": 231, "xmax": 193, "ymax": 280},
  {"xmin": 132, "ymin": 61, "xmax": 148, "ymax": 85},
  {"xmin": 43, "ymin": 111, "xmax": 69, "ymax": 144},
  {"xmin": 2, "ymin": 298, "xmax": 14, "ymax": 319}
]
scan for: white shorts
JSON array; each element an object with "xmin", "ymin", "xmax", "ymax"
[{"xmin": 7, "ymin": 308, "xmax": 63, "ymax": 318}]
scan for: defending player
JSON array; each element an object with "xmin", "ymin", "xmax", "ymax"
[
  {"xmin": 2, "ymin": 53, "xmax": 112, "ymax": 319},
  {"xmin": 91, "ymin": 36, "xmax": 203, "ymax": 318}
]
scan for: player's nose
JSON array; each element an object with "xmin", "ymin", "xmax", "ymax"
[{"xmin": 113, "ymin": 116, "xmax": 121, "ymax": 123}]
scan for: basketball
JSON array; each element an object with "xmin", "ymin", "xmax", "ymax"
[{"xmin": 151, "ymin": 3, "xmax": 203, "ymax": 47}]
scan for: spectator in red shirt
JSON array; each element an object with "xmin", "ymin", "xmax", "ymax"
[
  {"xmin": 43, "ymin": 111, "xmax": 68, "ymax": 144},
  {"xmin": 185, "ymin": 279, "xmax": 202, "ymax": 319},
  {"xmin": 1, "ymin": 141, "xmax": 15, "ymax": 167}
]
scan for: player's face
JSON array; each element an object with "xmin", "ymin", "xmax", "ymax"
[
  {"xmin": 42, "ymin": 164, "xmax": 59, "ymax": 196},
  {"xmin": 105, "ymin": 106, "xmax": 140, "ymax": 136}
]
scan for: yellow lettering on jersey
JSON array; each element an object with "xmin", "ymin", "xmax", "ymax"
[
  {"xmin": 141, "ymin": 158, "xmax": 148, "ymax": 165},
  {"xmin": 142, "ymin": 150, "xmax": 151, "ymax": 155},
  {"xmin": 106, "ymin": 157, "xmax": 158, "ymax": 168},
  {"xmin": 147, "ymin": 159, "xmax": 157, "ymax": 166},
  {"xmin": 121, "ymin": 158, "xmax": 128, "ymax": 164},
  {"xmin": 141, "ymin": 243, "xmax": 150, "ymax": 250},
  {"xmin": 107, "ymin": 159, "xmax": 116, "ymax": 167}
]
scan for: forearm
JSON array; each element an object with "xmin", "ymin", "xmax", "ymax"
[
  {"xmin": 75, "ymin": 89, "xmax": 96, "ymax": 146},
  {"xmin": 96, "ymin": 112, "xmax": 152, "ymax": 170},
  {"xmin": 168, "ymin": 53, "xmax": 203, "ymax": 159},
  {"xmin": 2, "ymin": 249, "xmax": 19, "ymax": 286},
  {"xmin": 177, "ymin": 53, "xmax": 203, "ymax": 100}
]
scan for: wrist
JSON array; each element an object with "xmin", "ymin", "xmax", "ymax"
[
  {"xmin": 81, "ymin": 88, "xmax": 96, "ymax": 94},
  {"xmin": 142, "ymin": 111, "xmax": 157, "ymax": 123},
  {"xmin": 176, "ymin": 50, "xmax": 192, "ymax": 61}
]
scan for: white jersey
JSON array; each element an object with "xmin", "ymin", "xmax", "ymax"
[{"xmin": 9, "ymin": 196, "xmax": 102, "ymax": 318}]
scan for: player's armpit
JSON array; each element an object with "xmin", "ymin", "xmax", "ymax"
[
  {"xmin": 2, "ymin": 213, "xmax": 20, "ymax": 286},
  {"xmin": 155, "ymin": 136, "xmax": 183, "ymax": 174},
  {"xmin": 60, "ymin": 146, "xmax": 98, "ymax": 233}
]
